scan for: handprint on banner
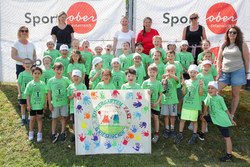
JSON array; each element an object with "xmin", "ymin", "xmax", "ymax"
[
  {"xmin": 127, "ymin": 131, "xmax": 134, "ymax": 139},
  {"xmin": 86, "ymin": 128, "xmax": 93, "ymax": 136},
  {"xmin": 115, "ymin": 144, "xmax": 125, "ymax": 153},
  {"xmin": 91, "ymin": 133, "xmax": 99, "ymax": 141},
  {"xmin": 126, "ymin": 92, "xmax": 133, "ymax": 100},
  {"xmin": 136, "ymin": 92, "xmax": 142, "ymax": 100},
  {"xmin": 133, "ymin": 111, "xmax": 141, "ymax": 120},
  {"xmin": 84, "ymin": 140, "xmax": 91, "ymax": 151},
  {"xmin": 141, "ymin": 130, "xmax": 149, "ymax": 137},
  {"xmin": 76, "ymin": 105, "xmax": 83, "ymax": 113},
  {"xmin": 111, "ymin": 140, "xmax": 117, "ymax": 147},
  {"xmin": 81, "ymin": 121, "xmax": 87, "ymax": 129},
  {"xmin": 139, "ymin": 122, "xmax": 147, "ymax": 128},
  {"xmin": 135, "ymin": 135, "xmax": 141, "ymax": 140},
  {"xmin": 133, "ymin": 101, "xmax": 142, "ymax": 108},
  {"xmin": 121, "ymin": 137, "xmax": 129, "ymax": 145},
  {"xmin": 94, "ymin": 141, "xmax": 100, "ymax": 148},
  {"xmin": 104, "ymin": 141, "xmax": 112, "ymax": 149},
  {"xmin": 76, "ymin": 92, "xmax": 82, "ymax": 100},
  {"xmin": 83, "ymin": 96, "xmax": 91, "ymax": 105},
  {"xmin": 133, "ymin": 143, "xmax": 141, "ymax": 151},
  {"xmin": 111, "ymin": 90, "xmax": 120, "ymax": 98},
  {"xmin": 78, "ymin": 133, "xmax": 86, "ymax": 142},
  {"xmin": 91, "ymin": 91, "xmax": 98, "ymax": 100},
  {"xmin": 130, "ymin": 125, "xmax": 138, "ymax": 133},
  {"xmin": 100, "ymin": 91, "xmax": 105, "ymax": 99},
  {"xmin": 142, "ymin": 106, "xmax": 149, "ymax": 114},
  {"xmin": 84, "ymin": 112, "xmax": 90, "ymax": 119}
]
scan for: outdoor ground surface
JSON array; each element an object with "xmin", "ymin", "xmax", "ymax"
[{"xmin": 0, "ymin": 83, "xmax": 249, "ymax": 167}]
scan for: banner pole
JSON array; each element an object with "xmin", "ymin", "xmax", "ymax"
[{"xmin": 128, "ymin": 0, "xmax": 133, "ymax": 30}]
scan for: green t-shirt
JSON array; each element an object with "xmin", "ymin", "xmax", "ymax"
[
  {"xmin": 67, "ymin": 63, "xmax": 86, "ymax": 82},
  {"xmin": 17, "ymin": 71, "xmax": 33, "ymax": 99},
  {"xmin": 142, "ymin": 79, "xmax": 164, "ymax": 111},
  {"xmin": 119, "ymin": 54, "xmax": 133, "ymax": 71},
  {"xmin": 197, "ymin": 73, "xmax": 214, "ymax": 101},
  {"xmin": 174, "ymin": 53, "xmax": 180, "ymax": 61},
  {"xmin": 197, "ymin": 52, "xmax": 215, "ymax": 62},
  {"xmin": 205, "ymin": 95, "xmax": 233, "ymax": 127},
  {"xmin": 151, "ymin": 62, "xmax": 165, "ymax": 81},
  {"xmin": 40, "ymin": 68, "xmax": 55, "ymax": 85},
  {"xmin": 89, "ymin": 68, "xmax": 102, "ymax": 89},
  {"xmin": 121, "ymin": 83, "xmax": 141, "ymax": 90},
  {"xmin": 149, "ymin": 48, "xmax": 166, "ymax": 64},
  {"xmin": 198, "ymin": 64, "xmax": 218, "ymax": 77},
  {"xmin": 67, "ymin": 83, "xmax": 87, "ymax": 114},
  {"xmin": 161, "ymin": 78, "xmax": 179, "ymax": 105},
  {"xmin": 94, "ymin": 82, "xmax": 116, "ymax": 90},
  {"xmin": 47, "ymin": 76, "xmax": 72, "ymax": 107},
  {"xmin": 101, "ymin": 54, "xmax": 114, "ymax": 70},
  {"xmin": 177, "ymin": 52, "xmax": 194, "ymax": 71},
  {"xmin": 66, "ymin": 48, "xmax": 73, "ymax": 58},
  {"xmin": 43, "ymin": 49, "xmax": 61, "ymax": 66},
  {"xmin": 130, "ymin": 65, "xmax": 146, "ymax": 85},
  {"xmin": 93, "ymin": 55, "xmax": 102, "ymax": 59},
  {"xmin": 182, "ymin": 79, "xmax": 204, "ymax": 111},
  {"xmin": 140, "ymin": 53, "xmax": 149, "ymax": 71},
  {"xmin": 111, "ymin": 70, "xmax": 126, "ymax": 89},
  {"xmin": 81, "ymin": 51, "xmax": 93, "ymax": 75},
  {"xmin": 165, "ymin": 61, "xmax": 183, "ymax": 88},
  {"xmin": 54, "ymin": 57, "xmax": 70, "ymax": 78},
  {"xmin": 24, "ymin": 80, "xmax": 47, "ymax": 110}
]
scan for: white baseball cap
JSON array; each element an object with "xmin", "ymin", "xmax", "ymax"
[
  {"xmin": 59, "ymin": 44, "xmax": 69, "ymax": 51},
  {"xmin": 208, "ymin": 81, "xmax": 218, "ymax": 90},
  {"xmin": 46, "ymin": 39, "xmax": 55, "ymax": 45},
  {"xmin": 181, "ymin": 40, "xmax": 189, "ymax": 46},
  {"xmin": 167, "ymin": 41, "xmax": 176, "ymax": 45},
  {"xmin": 111, "ymin": 58, "xmax": 120, "ymax": 64},
  {"xmin": 202, "ymin": 60, "xmax": 212, "ymax": 66},
  {"xmin": 72, "ymin": 70, "xmax": 82, "ymax": 78},
  {"xmin": 92, "ymin": 57, "xmax": 103, "ymax": 66},
  {"xmin": 133, "ymin": 53, "xmax": 142, "ymax": 59},
  {"xmin": 188, "ymin": 64, "xmax": 199, "ymax": 73}
]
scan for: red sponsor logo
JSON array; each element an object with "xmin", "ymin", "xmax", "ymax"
[
  {"xmin": 206, "ymin": 3, "xmax": 237, "ymax": 34},
  {"xmin": 67, "ymin": 2, "xmax": 97, "ymax": 34}
]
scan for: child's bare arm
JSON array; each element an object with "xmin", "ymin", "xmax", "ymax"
[
  {"xmin": 199, "ymin": 79, "xmax": 204, "ymax": 96},
  {"xmin": 90, "ymin": 70, "xmax": 101, "ymax": 82},
  {"xmin": 170, "ymin": 74, "xmax": 179, "ymax": 82},
  {"xmin": 48, "ymin": 91, "xmax": 53, "ymax": 112},
  {"xmin": 225, "ymin": 110, "xmax": 237, "ymax": 126},
  {"xmin": 203, "ymin": 104, "xmax": 208, "ymax": 116},
  {"xmin": 17, "ymin": 83, "xmax": 22, "ymax": 99},
  {"xmin": 181, "ymin": 79, "xmax": 186, "ymax": 96},
  {"xmin": 27, "ymin": 94, "xmax": 31, "ymax": 111},
  {"xmin": 81, "ymin": 72, "xmax": 85, "ymax": 83},
  {"xmin": 151, "ymin": 92, "xmax": 163, "ymax": 108},
  {"xmin": 44, "ymin": 94, "xmax": 47, "ymax": 110}
]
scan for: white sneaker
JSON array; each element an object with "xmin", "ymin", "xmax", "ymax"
[
  {"xmin": 152, "ymin": 135, "xmax": 159, "ymax": 143},
  {"xmin": 37, "ymin": 132, "xmax": 43, "ymax": 142},
  {"xmin": 188, "ymin": 122, "xmax": 193, "ymax": 131},
  {"xmin": 29, "ymin": 131, "xmax": 34, "ymax": 140}
]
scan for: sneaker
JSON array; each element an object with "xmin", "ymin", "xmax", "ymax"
[
  {"xmin": 47, "ymin": 116, "xmax": 52, "ymax": 121},
  {"xmin": 188, "ymin": 135, "xmax": 197, "ymax": 145},
  {"xmin": 197, "ymin": 132, "xmax": 204, "ymax": 141},
  {"xmin": 21, "ymin": 119, "xmax": 26, "ymax": 126},
  {"xmin": 174, "ymin": 133, "xmax": 183, "ymax": 144},
  {"xmin": 219, "ymin": 154, "xmax": 233, "ymax": 162},
  {"xmin": 177, "ymin": 112, "xmax": 181, "ymax": 120},
  {"xmin": 37, "ymin": 132, "xmax": 43, "ymax": 142},
  {"xmin": 163, "ymin": 130, "xmax": 169, "ymax": 138},
  {"xmin": 60, "ymin": 133, "xmax": 66, "ymax": 143},
  {"xmin": 51, "ymin": 133, "xmax": 59, "ymax": 143},
  {"xmin": 70, "ymin": 135, "xmax": 75, "ymax": 142},
  {"xmin": 170, "ymin": 130, "xmax": 175, "ymax": 138},
  {"xmin": 152, "ymin": 135, "xmax": 159, "ymax": 143},
  {"xmin": 28, "ymin": 131, "xmax": 34, "ymax": 140},
  {"xmin": 188, "ymin": 122, "xmax": 193, "ymax": 131},
  {"xmin": 27, "ymin": 119, "xmax": 30, "ymax": 127}
]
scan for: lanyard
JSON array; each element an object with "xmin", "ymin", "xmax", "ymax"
[{"xmin": 22, "ymin": 42, "xmax": 29, "ymax": 58}]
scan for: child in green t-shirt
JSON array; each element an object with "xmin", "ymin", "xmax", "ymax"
[
  {"xmin": 121, "ymin": 68, "xmax": 141, "ymax": 89},
  {"xmin": 47, "ymin": 62, "xmax": 72, "ymax": 143},
  {"xmin": 197, "ymin": 40, "xmax": 215, "ymax": 64},
  {"xmin": 199, "ymin": 81, "xmax": 236, "ymax": 162},
  {"xmin": 161, "ymin": 65, "xmax": 179, "ymax": 138},
  {"xmin": 175, "ymin": 65, "xmax": 204, "ymax": 145},
  {"xmin": 149, "ymin": 35, "xmax": 167, "ymax": 64},
  {"xmin": 17, "ymin": 58, "xmax": 33, "ymax": 126},
  {"xmin": 130, "ymin": 53, "xmax": 146, "ymax": 85},
  {"xmin": 81, "ymin": 39, "xmax": 93, "ymax": 89},
  {"xmin": 151, "ymin": 50, "xmax": 165, "ymax": 81},
  {"xmin": 43, "ymin": 39, "xmax": 61, "ymax": 67},
  {"xmin": 177, "ymin": 40, "xmax": 194, "ymax": 79},
  {"xmin": 111, "ymin": 58, "xmax": 126, "ymax": 89},
  {"xmin": 101, "ymin": 44, "xmax": 114, "ymax": 70},
  {"xmin": 25, "ymin": 67, "xmax": 47, "ymax": 142},
  {"xmin": 95, "ymin": 69, "xmax": 116, "ymax": 89},
  {"xmin": 93, "ymin": 43, "xmax": 103, "ymax": 59},
  {"xmin": 55, "ymin": 44, "xmax": 70, "ymax": 78},
  {"xmin": 198, "ymin": 51, "xmax": 217, "ymax": 80},
  {"xmin": 134, "ymin": 42, "xmax": 149, "ymax": 73},
  {"xmin": 119, "ymin": 42, "xmax": 133, "ymax": 71},
  {"xmin": 89, "ymin": 57, "xmax": 103, "ymax": 89},
  {"xmin": 142, "ymin": 65, "xmax": 164, "ymax": 143},
  {"xmin": 67, "ymin": 38, "xmax": 80, "ymax": 58},
  {"xmin": 166, "ymin": 41, "xmax": 179, "ymax": 61},
  {"xmin": 67, "ymin": 49, "xmax": 86, "ymax": 83},
  {"xmin": 67, "ymin": 70, "xmax": 87, "ymax": 142}
]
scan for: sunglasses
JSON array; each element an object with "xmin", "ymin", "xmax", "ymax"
[
  {"xmin": 190, "ymin": 17, "xmax": 198, "ymax": 20},
  {"xmin": 229, "ymin": 31, "xmax": 237, "ymax": 34},
  {"xmin": 20, "ymin": 30, "xmax": 28, "ymax": 33}
]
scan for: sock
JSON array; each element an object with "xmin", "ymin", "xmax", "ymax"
[
  {"xmin": 165, "ymin": 125, "xmax": 170, "ymax": 131},
  {"xmin": 22, "ymin": 115, "xmax": 25, "ymax": 119},
  {"xmin": 170, "ymin": 125, "xmax": 174, "ymax": 131},
  {"xmin": 155, "ymin": 132, "xmax": 159, "ymax": 136},
  {"xmin": 28, "ymin": 115, "xmax": 30, "ymax": 119},
  {"xmin": 179, "ymin": 132, "xmax": 183, "ymax": 136},
  {"xmin": 227, "ymin": 153, "xmax": 232, "ymax": 158},
  {"xmin": 192, "ymin": 133, "xmax": 197, "ymax": 137}
]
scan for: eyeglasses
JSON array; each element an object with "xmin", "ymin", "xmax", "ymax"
[
  {"xmin": 229, "ymin": 31, "xmax": 237, "ymax": 34},
  {"xmin": 190, "ymin": 17, "xmax": 198, "ymax": 20},
  {"xmin": 20, "ymin": 30, "xmax": 28, "ymax": 33}
]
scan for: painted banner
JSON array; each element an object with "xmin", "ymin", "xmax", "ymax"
[{"xmin": 74, "ymin": 90, "xmax": 151, "ymax": 155}]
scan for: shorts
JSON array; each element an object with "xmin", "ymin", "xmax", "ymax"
[
  {"xmin": 71, "ymin": 114, "xmax": 75, "ymax": 124},
  {"xmin": 219, "ymin": 67, "xmax": 246, "ymax": 86},
  {"xmin": 30, "ymin": 110, "xmax": 43, "ymax": 116},
  {"xmin": 16, "ymin": 64, "xmax": 25, "ymax": 79},
  {"xmin": 18, "ymin": 99, "xmax": 27, "ymax": 105},
  {"xmin": 52, "ymin": 104, "xmax": 69, "ymax": 118},
  {"xmin": 152, "ymin": 109, "xmax": 160, "ymax": 116},
  {"xmin": 183, "ymin": 73, "xmax": 190, "ymax": 79},
  {"xmin": 177, "ymin": 87, "xmax": 182, "ymax": 99},
  {"xmin": 181, "ymin": 108, "xmax": 198, "ymax": 121},
  {"xmin": 204, "ymin": 115, "xmax": 230, "ymax": 137},
  {"xmin": 161, "ymin": 104, "xmax": 177, "ymax": 116}
]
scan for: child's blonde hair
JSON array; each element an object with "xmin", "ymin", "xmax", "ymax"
[
  {"xmin": 148, "ymin": 65, "xmax": 158, "ymax": 72},
  {"xmin": 152, "ymin": 50, "xmax": 162, "ymax": 58},
  {"xmin": 165, "ymin": 64, "xmax": 176, "ymax": 71},
  {"xmin": 42, "ymin": 55, "xmax": 52, "ymax": 62},
  {"xmin": 71, "ymin": 38, "xmax": 80, "ymax": 49},
  {"xmin": 152, "ymin": 35, "xmax": 162, "ymax": 42}
]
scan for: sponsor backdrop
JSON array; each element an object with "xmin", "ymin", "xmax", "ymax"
[
  {"xmin": 0, "ymin": 0, "xmax": 125, "ymax": 82},
  {"xmin": 74, "ymin": 90, "xmax": 151, "ymax": 155}
]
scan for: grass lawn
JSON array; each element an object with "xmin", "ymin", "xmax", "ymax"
[{"xmin": 0, "ymin": 83, "xmax": 249, "ymax": 167}]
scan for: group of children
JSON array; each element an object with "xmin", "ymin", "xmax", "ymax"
[{"xmin": 17, "ymin": 36, "xmax": 236, "ymax": 162}]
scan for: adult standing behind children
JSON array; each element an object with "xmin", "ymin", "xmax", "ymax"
[
  {"xmin": 182, "ymin": 12, "xmax": 207, "ymax": 64},
  {"xmin": 113, "ymin": 16, "xmax": 135, "ymax": 57},
  {"xmin": 136, "ymin": 17, "xmax": 159, "ymax": 55},
  {"xmin": 11, "ymin": 26, "xmax": 37, "ymax": 78},
  {"xmin": 51, "ymin": 11, "xmax": 74, "ymax": 50},
  {"xmin": 216, "ymin": 25, "xmax": 249, "ymax": 119}
]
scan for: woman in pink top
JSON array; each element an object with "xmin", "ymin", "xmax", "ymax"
[{"xmin": 136, "ymin": 17, "xmax": 159, "ymax": 55}]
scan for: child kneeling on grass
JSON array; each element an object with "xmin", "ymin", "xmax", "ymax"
[{"xmin": 200, "ymin": 81, "xmax": 236, "ymax": 162}]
